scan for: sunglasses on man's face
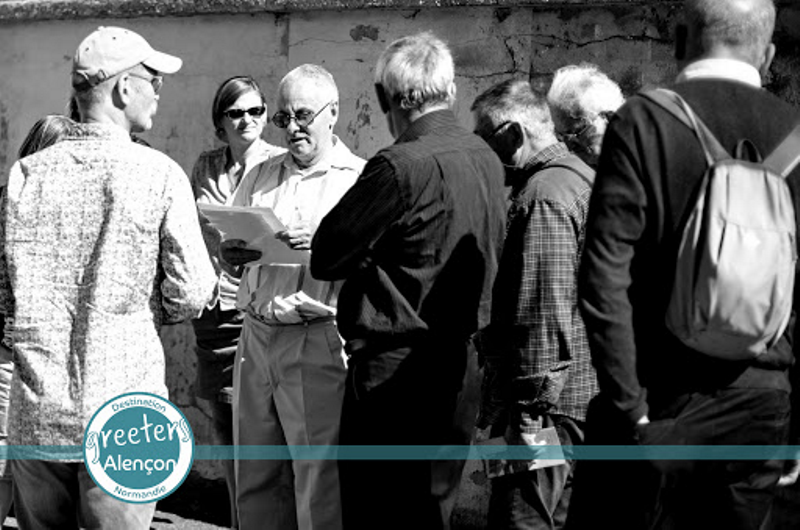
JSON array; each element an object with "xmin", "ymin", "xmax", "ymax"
[
  {"xmin": 128, "ymin": 72, "xmax": 164, "ymax": 95},
  {"xmin": 271, "ymin": 101, "xmax": 333, "ymax": 129},
  {"xmin": 223, "ymin": 106, "xmax": 267, "ymax": 120}
]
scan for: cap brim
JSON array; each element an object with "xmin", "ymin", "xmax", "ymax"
[{"xmin": 143, "ymin": 50, "xmax": 182, "ymax": 75}]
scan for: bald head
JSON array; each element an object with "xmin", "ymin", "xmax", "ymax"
[{"xmin": 681, "ymin": 0, "xmax": 776, "ymax": 69}]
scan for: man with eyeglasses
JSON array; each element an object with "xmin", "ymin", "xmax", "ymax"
[
  {"xmin": 0, "ymin": 26, "xmax": 216, "ymax": 528},
  {"xmin": 219, "ymin": 64, "xmax": 364, "ymax": 530},
  {"xmin": 547, "ymin": 64, "xmax": 625, "ymax": 168},
  {"xmin": 470, "ymin": 78, "xmax": 597, "ymax": 530}
]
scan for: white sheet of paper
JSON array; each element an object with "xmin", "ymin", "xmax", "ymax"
[
  {"xmin": 198, "ymin": 204, "xmax": 309, "ymax": 265},
  {"xmin": 474, "ymin": 427, "xmax": 566, "ymax": 481}
]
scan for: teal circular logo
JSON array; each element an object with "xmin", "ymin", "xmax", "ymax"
[{"xmin": 83, "ymin": 392, "xmax": 194, "ymax": 503}]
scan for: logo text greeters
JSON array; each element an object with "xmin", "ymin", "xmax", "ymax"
[{"xmin": 83, "ymin": 392, "xmax": 194, "ymax": 503}]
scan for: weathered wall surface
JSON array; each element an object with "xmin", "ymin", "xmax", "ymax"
[{"xmin": 1, "ymin": 2, "xmax": 800, "ymax": 520}]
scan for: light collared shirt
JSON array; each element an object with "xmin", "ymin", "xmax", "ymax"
[
  {"xmin": 676, "ymin": 58, "xmax": 762, "ymax": 88},
  {"xmin": 191, "ymin": 139, "xmax": 285, "ymax": 310},
  {"xmin": 232, "ymin": 136, "xmax": 365, "ymax": 322},
  {"xmin": 0, "ymin": 123, "xmax": 216, "ymax": 450}
]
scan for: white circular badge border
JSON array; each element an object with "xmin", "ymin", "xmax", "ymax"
[{"xmin": 83, "ymin": 392, "xmax": 194, "ymax": 504}]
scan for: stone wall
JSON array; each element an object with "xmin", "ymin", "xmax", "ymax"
[{"xmin": 1, "ymin": 1, "xmax": 799, "ymax": 520}]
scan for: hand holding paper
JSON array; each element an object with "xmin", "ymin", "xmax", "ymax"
[
  {"xmin": 199, "ymin": 204, "xmax": 309, "ymax": 265},
  {"xmin": 276, "ymin": 220, "xmax": 316, "ymax": 251},
  {"xmin": 220, "ymin": 239, "xmax": 262, "ymax": 266}
]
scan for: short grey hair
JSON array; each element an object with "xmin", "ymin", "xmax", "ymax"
[
  {"xmin": 471, "ymin": 78, "xmax": 555, "ymax": 144},
  {"xmin": 279, "ymin": 64, "xmax": 339, "ymax": 103},
  {"xmin": 547, "ymin": 63, "xmax": 624, "ymax": 126},
  {"xmin": 685, "ymin": 0, "xmax": 775, "ymax": 65},
  {"xmin": 375, "ymin": 31, "xmax": 455, "ymax": 112}
]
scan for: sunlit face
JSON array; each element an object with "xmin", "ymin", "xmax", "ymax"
[
  {"xmin": 276, "ymin": 79, "xmax": 337, "ymax": 168},
  {"xmin": 555, "ymin": 109, "xmax": 614, "ymax": 168},
  {"xmin": 126, "ymin": 65, "xmax": 162, "ymax": 133},
  {"xmin": 220, "ymin": 90, "xmax": 267, "ymax": 148}
]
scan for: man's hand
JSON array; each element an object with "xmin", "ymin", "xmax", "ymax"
[
  {"xmin": 778, "ymin": 459, "xmax": 800, "ymax": 487},
  {"xmin": 474, "ymin": 425, "xmax": 492, "ymax": 443},
  {"xmin": 220, "ymin": 239, "xmax": 262, "ymax": 266},
  {"xmin": 276, "ymin": 220, "xmax": 315, "ymax": 251}
]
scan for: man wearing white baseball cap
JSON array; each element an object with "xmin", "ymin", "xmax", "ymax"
[
  {"xmin": 3, "ymin": 26, "xmax": 215, "ymax": 529},
  {"xmin": 71, "ymin": 26, "xmax": 182, "ymax": 132}
]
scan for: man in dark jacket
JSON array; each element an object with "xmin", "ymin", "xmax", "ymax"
[
  {"xmin": 311, "ymin": 31, "xmax": 506, "ymax": 530},
  {"xmin": 572, "ymin": 1, "xmax": 800, "ymax": 529}
]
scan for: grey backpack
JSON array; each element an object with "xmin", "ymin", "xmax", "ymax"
[{"xmin": 643, "ymin": 88, "xmax": 800, "ymax": 360}]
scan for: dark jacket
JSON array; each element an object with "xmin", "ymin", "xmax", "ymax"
[
  {"xmin": 579, "ymin": 78, "xmax": 800, "ymax": 424},
  {"xmin": 311, "ymin": 109, "xmax": 506, "ymax": 372}
]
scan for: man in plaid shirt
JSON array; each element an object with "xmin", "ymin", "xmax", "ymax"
[{"xmin": 472, "ymin": 78, "xmax": 598, "ymax": 530}]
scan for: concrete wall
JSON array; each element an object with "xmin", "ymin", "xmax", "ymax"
[{"xmin": 1, "ymin": 1, "xmax": 800, "ymax": 523}]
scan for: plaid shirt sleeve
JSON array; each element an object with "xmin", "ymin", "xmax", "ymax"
[
  {"xmin": 478, "ymin": 184, "xmax": 592, "ymax": 428},
  {"xmin": 517, "ymin": 197, "xmax": 581, "ymax": 363}
]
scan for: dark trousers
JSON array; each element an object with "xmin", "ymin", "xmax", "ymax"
[
  {"xmin": 488, "ymin": 415, "xmax": 584, "ymax": 530},
  {"xmin": 339, "ymin": 340, "xmax": 480, "ymax": 530},
  {"xmin": 565, "ymin": 388, "xmax": 791, "ymax": 530},
  {"xmin": 192, "ymin": 304, "xmax": 243, "ymax": 529}
]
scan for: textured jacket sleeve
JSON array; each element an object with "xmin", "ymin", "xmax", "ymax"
[
  {"xmin": 578, "ymin": 121, "xmax": 649, "ymax": 425},
  {"xmin": 159, "ymin": 166, "xmax": 217, "ymax": 323},
  {"xmin": 0, "ymin": 167, "xmax": 15, "ymax": 319},
  {"xmin": 310, "ymin": 155, "xmax": 405, "ymax": 280}
]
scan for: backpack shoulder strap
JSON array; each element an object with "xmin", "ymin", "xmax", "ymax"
[
  {"xmin": 763, "ymin": 124, "xmax": 800, "ymax": 178},
  {"xmin": 640, "ymin": 88, "xmax": 729, "ymax": 166},
  {"xmin": 546, "ymin": 156, "xmax": 593, "ymax": 187}
]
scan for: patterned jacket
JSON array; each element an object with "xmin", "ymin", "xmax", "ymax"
[{"xmin": 0, "ymin": 123, "xmax": 216, "ymax": 451}]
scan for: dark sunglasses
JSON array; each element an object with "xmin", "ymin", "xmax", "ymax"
[
  {"xmin": 223, "ymin": 106, "xmax": 267, "ymax": 120},
  {"xmin": 271, "ymin": 101, "xmax": 333, "ymax": 129},
  {"xmin": 128, "ymin": 73, "xmax": 164, "ymax": 94}
]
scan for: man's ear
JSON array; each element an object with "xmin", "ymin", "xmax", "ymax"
[
  {"xmin": 759, "ymin": 43, "xmax": 776, "ymax": 78},
  {"xmin": 330, "ymin": 100, "xmax": 339, "ymax": 127},
  {"xmin": 113, "ymin": 75, "xmax": 132, "ymax": 108},
  {"xmin": 506, "ymin": 121, "xmax": 525, "ymax": 152},
  {"xmin": 375, "ymin": 83, "xmax": 390, "ymax": 114}
]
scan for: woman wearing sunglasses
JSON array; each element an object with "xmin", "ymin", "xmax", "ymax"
[{"xmin": 188, "ymin": 75, "xmax": 284, "ymax": 529}]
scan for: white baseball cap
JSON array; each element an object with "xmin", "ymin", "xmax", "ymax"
[{"xmin": 72, "ymin": 26, "xmax": 182, "ymax": 90}]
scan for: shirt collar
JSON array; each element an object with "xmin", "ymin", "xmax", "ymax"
[
  {"xmin": 527, "ymin": 142, "xmax": 570, "ymax": 171},
  {"xmin": 283, "ymin": 135, "xmax": 358, "ymax": 176},
  {"xmin": 676, "ymin": 58, "xmax": 762, "ymax": 88},
  {"xmin": 225, "ymin": 139, "xmax": 280, "ymax": 169},
  {"xmin": 395, "ymin": 109, "xmax": 458, "ymax": 144},
  {"xmin": 508, "ymin": 142, "xmax": 570, "ymax": 190},
  {"xmin": 78, "ymin": 122, "xmax": 133, "ymax": 142}
]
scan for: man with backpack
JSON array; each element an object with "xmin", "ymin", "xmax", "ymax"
[
  {"xmin": 471, "ymin": 78, "xmax": 598, "ymax": 529},
  {"xmin": 572, "ymin": 0, "xmax": 800, "ymax": 529}
]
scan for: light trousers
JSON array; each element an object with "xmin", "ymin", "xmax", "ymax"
[
  {"xmin": 233, "ymin": 314, "xmax": 346, "ymax": 530},
  {"xmin": 11, "ymin": 460, "xmax": 155, "ymax": 530}
]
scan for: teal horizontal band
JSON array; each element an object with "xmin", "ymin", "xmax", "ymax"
[{"xmin": 5, "ymin": 445, "xmax": 800, "ymax": 461}]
